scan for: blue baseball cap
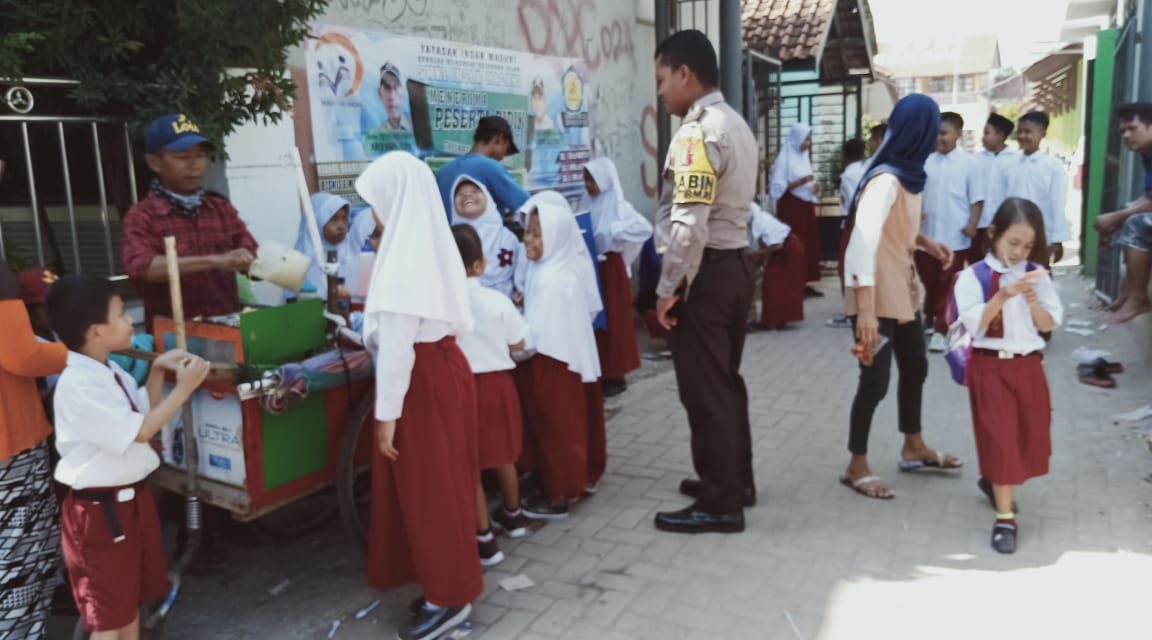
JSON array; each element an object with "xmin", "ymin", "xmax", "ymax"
[{"xmin": 144, "ymin": 113, "xmax": 213, "ymax": 154}]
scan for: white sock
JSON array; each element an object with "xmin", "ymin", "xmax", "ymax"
[{"xmin": 477, "ymin": 530, "xmax": 494, "ymax": 542}]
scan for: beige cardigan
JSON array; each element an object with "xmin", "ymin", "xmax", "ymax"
[{"xmin": 843, "ymin": 174, "xmax": 924, "ymax": 323}]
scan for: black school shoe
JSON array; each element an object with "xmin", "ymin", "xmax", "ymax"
[
  {"xmin": 520, "ymin": 494, "xmax": 569, "ymax": 520},
  {"xmin": 400, "ymin": 603, "xmax": 472, "ymax": 640},
  {"xmin": 679, "ymin": 478, "xmax": 757, "ymax": 507},
  {"xmin": 603, "ymin": 378, "xmax": 628, "ymax": 397},
  {"xmin": 654, "ymin": 506, "xmax": 745, "ymax": 534},
  {"xmin": 991, "ymin": 521, "xmax": 1017, "ymax": 554},
  {"xmin": 477, "ymin": 533, "xmax": 505, "ymax": 567}
]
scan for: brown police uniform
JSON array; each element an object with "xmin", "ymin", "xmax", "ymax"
[{"xmin": 655, "ymin": 91, "xmax": 759, "ymax": 513}]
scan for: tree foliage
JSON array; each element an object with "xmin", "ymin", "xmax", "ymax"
[{"xmin": 0, "ymin": 0, "xmax": 328, "ymax": 143}]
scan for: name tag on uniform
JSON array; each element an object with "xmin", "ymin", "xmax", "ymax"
[{"xmin": 668, "ymin": 122, "xmax": 717, "ymax": 205}]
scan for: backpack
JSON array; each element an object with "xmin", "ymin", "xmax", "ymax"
[{"xmin": 943, "ymin": 261, "xmax": 1043, "ymax": 385}]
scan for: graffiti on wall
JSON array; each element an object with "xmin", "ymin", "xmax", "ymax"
[
  {"xmin": 516, "ymin": 0, "xmax": 635, "ymax": 72},
  {"xmin": 336, "ymin": 0, "xmax": 429, "ymax": 22}
]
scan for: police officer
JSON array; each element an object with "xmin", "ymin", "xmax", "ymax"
[{"xmin": 652, "ymin": 30, "xmax": 759, "ymax": 534}]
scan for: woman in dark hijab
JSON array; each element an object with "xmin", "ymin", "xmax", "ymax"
[
  {"xmin": 0, "ymin": 258, "xmax": 69, "ymax": 637},
  {"xmin": 838, "ymin": 94, "xmax": 962, "ymax": 500}
]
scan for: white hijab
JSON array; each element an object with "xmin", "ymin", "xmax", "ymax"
[
  {"xmin": 579, "ymin": 157, "xmax": 652, "ymax": 266},
  {"xmin": 356, "ymin": 151, "xmax": 472, "ymax": 338},
  {"xmin": 523, "ymin": 201, "xmax": 602, "ymax": 382},
  {"xmin": 295, "ymin": 192, "xmax": 356, "ymax": 298},
  {"xmin": 450, "ymin": 175, "xmax": 520, "ymax": 294},
  {"xmin": 770, "ymin": 123, "xmax": 817, "ymax": 203}
]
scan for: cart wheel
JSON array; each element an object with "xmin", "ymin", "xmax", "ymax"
[
  {"xmin": 337, "ymin": 391, "xmax": 374, "ymax": 552},
  {"xmin": 242, "ymin": 489, "xmax": 339, "ymax": 542}
]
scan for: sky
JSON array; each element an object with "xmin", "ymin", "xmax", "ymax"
[{"xmin": 869, "ymin": 0, "xmax": 1073, "ymax": 71}]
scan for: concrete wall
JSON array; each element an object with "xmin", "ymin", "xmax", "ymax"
[{"xmin": 290, "ymin": 0, "xmax": 660, "ymax": 212}]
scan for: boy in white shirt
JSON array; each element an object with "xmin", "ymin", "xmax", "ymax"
[
  {"xmin": 919, "ymin": 111, "xmax": 984, "ymax": 348},
  {"xmin": 1002, "ymin": 111, "xmax": 1069, "ymax": 263},
  {"xmin": 972, "ymin": 113, "xmax": 1018, "ymax": 259},
  {"xmin": 47, "ymin": 275, "xmax": 208, "ymax": 639},
  {"xmin": 451, "ymin": 224, "xmax": 533, "ymax": 568}
]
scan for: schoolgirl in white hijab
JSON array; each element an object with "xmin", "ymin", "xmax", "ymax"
[
  {"xmin": 579, "ymin": 157, "xmax": 653, "ymax": 273},
  {"xmin": 522, "ymin": 200, "xmax": 603, "ymax": 382},
  {"xmin": 353, "ymin": 151, "xmax": 482, "ymax": 630},
  {"xmin": 769, "ymin": 123, "xmax": 819, "ymax": 203},
  {"xmin": 519, "ymin": 198, "xmax": 607, "ymax": 517},
  {"xmin": 293, "ymin": 192, "xmax": 366, "ymax": 299},
  {"xmin": 450, "ymin": 175, "xmax": 524, "ymax": 299}
]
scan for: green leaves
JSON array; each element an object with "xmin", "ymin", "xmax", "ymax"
[{"xmin": 0, "ymin": 0, "xmax": 328, "ymax": 151}]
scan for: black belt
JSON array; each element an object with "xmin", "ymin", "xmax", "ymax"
[
  {"xmin": 71, "ymin": 481, "xmax": 143, "ymax": 543},
  {"xmin": 972, "ymin": 348, "xmax": 1042, "ymax": 360},
  {"xmin": 703, "ymin": 247, "xmax": 745, "ymax": 262}
]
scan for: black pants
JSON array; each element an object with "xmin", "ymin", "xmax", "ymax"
[
  {"xmin": 669, "ymin": 249, "xmax": 755, "ymax": 513},
  {"xmin": 848, "ymin": 314, "xmax": 927, "ymax": 455}
]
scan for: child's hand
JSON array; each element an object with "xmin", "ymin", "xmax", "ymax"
[
  {"xmin": 1022, "ymin": 285, "xmax": 1039, "ymax": 306},
  {"xmin": 174, "ymin": 356, "xmax": 210, "ymax": 392},
  {"xmin": 376, "ymin": 420, "xmax": 398, "ymax": 460},
  {"xmin": 153, "ymin": 348, "xmax": 191, "ymax": 371},
  {"xmin": 511, "ymin": 290, "xmax": 524, "ymax": 306}
]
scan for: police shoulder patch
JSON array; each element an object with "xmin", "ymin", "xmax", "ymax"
[{"xmin": 668, "ymin": 122, "xmax": 716, "ymax": 205}]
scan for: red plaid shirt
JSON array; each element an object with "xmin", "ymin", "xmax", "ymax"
[{"xmin": 121, "ymin": 192, "xmax": 258, "ymax": 325}]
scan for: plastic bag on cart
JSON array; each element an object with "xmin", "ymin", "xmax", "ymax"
[{"xmin": 240, "ymin": 347, "xmax": 374, "ymax": 415}]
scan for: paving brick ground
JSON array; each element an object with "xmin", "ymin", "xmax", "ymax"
[{"xmin": 51, "ymin": 271, "xmax": 1152, "ymax": 639}]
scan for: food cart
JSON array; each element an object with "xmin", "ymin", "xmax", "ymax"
[{"xmin": 149, "ymin": 299, "xmax": 375, "ymax": 548}]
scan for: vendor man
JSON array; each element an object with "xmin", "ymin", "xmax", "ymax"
[{"xmin": 122, "ymin": 113, "xmax": 259, "ymax": 325}]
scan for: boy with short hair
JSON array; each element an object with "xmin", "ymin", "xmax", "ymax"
[
  {"xmin": 1096, "ymin": 102, "xmax": 1152, "ymax": 323},
  {"xmin": 47, "ymin": 275, "xmax": 209, "ymax": 640},
  {"xmin": 972, "ymin": 112, "xmax": 1018, "ymax": 259},
  {"xmin": 121, "ymin": 113, "xmax": 259, "ymax": 327},
  {"xmin": 1001, "ymin": 111, "xmax": 1069, "ymax": 263},
  {"xmin": 918, "ymin": 111, "xmax": 984, "ymax": 347}
]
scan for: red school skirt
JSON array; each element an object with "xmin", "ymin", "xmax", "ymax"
[
  {"xmin": 61, "ymin": 482, "xmax": 169, "ymax": 632},
  {"xmin": 520, "ymin": 355, "xmax": 605, "ymax": 502},
  {"xmin": 759, "ymin": 234, "xmax": 806, "ymax": 327},
  {"xmin": 595, "ymin": 252, "xmax": 642, "ymax": 380},
  {"xmin": 967, "ymin": 351, "xmax": 1052, "ymax": 485},
  {"xmin": 367, "ymin": 337, "xmax": 483, "ymax": 607},
  {"xmin": 775, "ymin": 192, "xmax": 821, "ymax": 283},
  {"xmin": 475, "ymin": 370, "xmax": 522, "ymax": 470}
]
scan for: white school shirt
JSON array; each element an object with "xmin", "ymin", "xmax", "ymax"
[
  {"xmin": 748, "ymin": 203, "xmax": 791, "ymax": 247},
  {"xmin": 53, "ymin": 351, "xmax": 159, "ymax": 489},
  {"xmin": 1001, "ymin": 151, "xmax": 1070, "ymax": 243},
  {"xmin": 840, "ymin": 160, "xmax": 867, "ymax": 217},
  {"xmin": 922, "ymin": 149, "xmax": 984, "ymax": 250},
  {"xmin": 457, "ymin": 279, "xmax": 530, "ymax": 374},
  {"xmin": 976, "ymin": 147, "xmax": 1018, "ymax": 227},
  {"xmin": 367, "ymin": 313, "xmax": 452, "ymax": 421},
  {"xmin": 954, "ymin": 254, "xmax": 1064, "ymax": 354}
]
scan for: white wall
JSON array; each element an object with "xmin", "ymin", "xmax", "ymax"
[{"xmin": 290, "ymin": 0, "xmax": 660, "ymax": 213}]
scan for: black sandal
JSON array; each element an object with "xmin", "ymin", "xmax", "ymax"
[{"xmin": 991, "ymin": 521, "xmax": 1017, "ymax": 554}]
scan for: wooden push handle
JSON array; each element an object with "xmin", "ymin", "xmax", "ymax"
[{"xmin": 163, "ymin": 236, "xmax": 188, "ymax": 351}]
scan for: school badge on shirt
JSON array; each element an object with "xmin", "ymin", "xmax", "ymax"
[{"xmin": 669, "ymin": 122, "xmax": 717, "ymax": 206}]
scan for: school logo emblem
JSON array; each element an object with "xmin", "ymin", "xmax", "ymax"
[
  {"xmin": 498, "ymin": 248, "xmax": 514, "ymax": 268},
  {"xmin": 314, "ymin": 31, "xmax": 364, "ymax": 98},
  {"xmin": 669, "ymin": 122, "xmax": 716, "ymax": 205}
]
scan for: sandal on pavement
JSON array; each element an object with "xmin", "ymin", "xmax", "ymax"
[
  {"xmin": 898, "ymin": 451, "xmax": 963, "ymax": 472},
  {"xmin": 840, "ymin": 475, "xmax": 895, "ymax": 500}
]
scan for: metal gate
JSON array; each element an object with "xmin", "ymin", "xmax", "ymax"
[
  {"xmin": 0, "ymin": 77, "xmax": 139, "ymax": 283},
  {"xmin": 1095, "ymin": 18, "xmax": 1141, "ymax": 300}
]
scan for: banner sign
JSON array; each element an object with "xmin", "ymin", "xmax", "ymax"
[{"xmin": 306, "ymin": 25, "xmax": 593, "ymax": 203}]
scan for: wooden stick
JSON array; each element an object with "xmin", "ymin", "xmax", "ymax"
[
  {"xmin": 291, "ymin": 147, "xmax": 327, "ymax": 268},
  {"xmin": 163, "ymin": 236, "xmax": 188, "ymax": 351}
]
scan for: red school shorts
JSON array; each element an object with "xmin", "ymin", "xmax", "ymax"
[{"xmin": 60, "ymin": 482, "xmax": 170, "ymax": 632}]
